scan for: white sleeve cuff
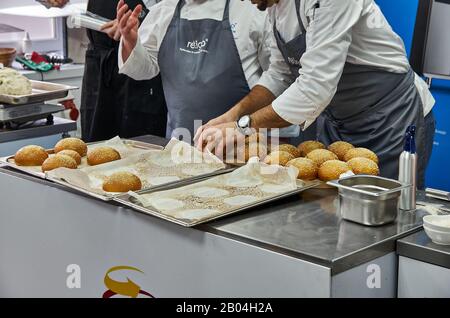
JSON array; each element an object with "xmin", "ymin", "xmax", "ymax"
[
  {"xmin": 118, "ymin": 39, "xmax": 150, "ymax": 78},
  {"xmin": 257, "ymin": 72, "xmax": 291, "ymax": 97}
]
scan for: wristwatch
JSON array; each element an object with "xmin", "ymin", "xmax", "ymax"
[{"xmin": 236, "ymin": 115, "xmax": 253, "ymax": 136}]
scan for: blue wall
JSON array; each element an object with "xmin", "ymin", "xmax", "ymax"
[{"xmin": 377, "ymin": 0, "xmax": 450, "ymax": 190}]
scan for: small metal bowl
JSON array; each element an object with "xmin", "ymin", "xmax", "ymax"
[{"xmin": 328, "ymin": 175, "xmax": 409, "ymax": 226}]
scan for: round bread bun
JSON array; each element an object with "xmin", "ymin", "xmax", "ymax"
[
  {"xmin": 272, "ymin": 144, "xmax": 301, "ymax": 158},
  {"xmin": 318, "ymin": 160, "xmax": 351, "ymax": 182},
  {"xmin": 54, "ymin": 138, "xmax": 87, "ymax": 157},
  {"xmin": 328, "ymin": 141, "xmax": 355, "ymax": 161},
  {"xmin": 14, "ymin": 145, "xmax": 49, "ymax": 166},
  {"xmin": 87, "ymin": 147, "xmax": 121, "ymax": 166},
  {"xmin": 344, "ymin": 147, "xmax": 378, "ymax": 164},
  {"xmin": 41, "ymin": 154, "xmax": 78, "ymax": 172},
  {"xmin": 102, "ymin": 172, "xmax": 142, "ymax": 193},
  {"xmin": 306, "ymin": 149, "xmax": 338, "ymax": 167},
  {"xmin": 235, "ymin": 142, "xmax": 268, "ymax": 163},
  {"xmin": 297, "ymin": 140, "xmax": 326, "ymax": 157},
  {"xmin": 264, "ymin": 151, "xmax": 295, "ymax": 166},
  {"xmin": 286, "ymin": 157, "xmax": 318, "ymax": 181},
  {"xmin": 57, "ymin": 149, "xmax": 82, "ymax": 165},
  {"xmin": 347, "ymin": 157, "xmax": 380, "ymax": 176}
]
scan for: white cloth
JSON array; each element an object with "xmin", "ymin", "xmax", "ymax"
[
  {"xmin": 268, "ymin": 0, "xmax": 435, "ymax": 129},
  {"xmin": 118, "ymin": 0, "xmax": 291, "ymax": 97}
]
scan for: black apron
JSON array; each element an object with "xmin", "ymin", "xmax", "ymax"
[
  {"xmin": 80, "ymin": 0, "xmax": 167, "ymax": 142},
  {"xmin": 158, "ymin": 0, "xmax": 250, "ymax": 139},
  {"xmin": 273, "ymin": 0, "xmax": 433, "ymax": 184}
]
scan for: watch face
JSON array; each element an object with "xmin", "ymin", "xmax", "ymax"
[{"xmin": 239, "ymin": 116, "xmax": 250, "ymax": 128}]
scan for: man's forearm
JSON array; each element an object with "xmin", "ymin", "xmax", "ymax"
[
  {"xmin": 229, "ymin": 85, "xmax": 276, "ymax": 120},
  {"xmin": 250, "ymin": 104, "xmax": 291, "ymax": 130}
]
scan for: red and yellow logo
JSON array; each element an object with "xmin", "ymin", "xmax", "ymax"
[{"xmin": 102, "ymin": 266, "xmax": 154, "ymax": 298}]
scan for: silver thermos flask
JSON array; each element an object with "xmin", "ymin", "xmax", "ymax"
[{"xmin": 399, "ymin": 125, "xmax": 417, "ymax": 211}]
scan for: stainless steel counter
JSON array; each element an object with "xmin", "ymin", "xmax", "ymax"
[
  {"xmin": 0, "ymin": 135, "xmax": 436, "ymax": 275},
  {"xmin": 397, "ymin": 230, "xmax": 450, "ymax": 269}
]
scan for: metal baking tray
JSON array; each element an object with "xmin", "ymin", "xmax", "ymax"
[
  {"xmin": 114, "ymin": 179, "xmax": 320, "ymax": 227},
  {"xmin": 0, "ymin": 139, "xmax": 164, "ymax": 180},
  {"xmin": 48, "ymin": 166, "xmax": 236, "ymax": 202},
  {"xmin": 0, "ymin": 80, "xmax": 78, "ymax": 105}
]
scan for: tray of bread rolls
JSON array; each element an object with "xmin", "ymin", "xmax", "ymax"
[
  {"xmin": 0, "ymin": 136, "xmax": 163, "ymax": 179},
  {"xmin": 41, "ymin": 138, "xmax": 232, "ymax": 201},
  {"xmin": 114, "ymin": 159, "xmax": 320, "ymax": 227}
]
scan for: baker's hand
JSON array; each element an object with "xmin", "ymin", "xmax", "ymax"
[
  {"xmin": 48, "ymin": 0, "xmax": 69, "ymax": 8},
  {"xmin": 196, "ymin": 122, "xmax": 246, "ymax": 161},
  {"xmin": 193, "ymin": 112, "xmax": 237, "ymax": 147},
  {"xmin": 101, "ymin": 19, "xmax": 121, "ymax": 41},
  {"xmin": 117, "ymin": 0, "xmax": 142, "ymax": 60}
]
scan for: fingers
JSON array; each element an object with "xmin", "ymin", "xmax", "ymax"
[
  {"xmin": 100, "ymin": 20, "xmax": 115, "ymax": 31},
  {"xmin": 117, "ymin": 3, "xmax": 129, "ymax": 25},
  {"xmin": 123, "ymin": 17, "xmax": 139, "ymax": 36},
  {"xmin": 119, "ymin": 10, "xmax": 133, "ymax": 31},
  {"xmin": 194, "ymin": 124, "xmax": 209, "ymax": 146}
]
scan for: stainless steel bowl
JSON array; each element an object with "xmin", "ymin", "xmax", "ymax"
[{"xmin": 328, "ymin": 175, "xmax": 409, "ymax": 226}]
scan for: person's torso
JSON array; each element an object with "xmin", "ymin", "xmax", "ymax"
[
  {"xmin": 145, "ymin": 0, "xmax": 271, "ymax": 88},
  {"xmin": 269, "ymin": 0, "xmax": 410, "ymax": 73}
]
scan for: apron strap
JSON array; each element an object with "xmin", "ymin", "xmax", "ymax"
[
  {"xmin": 222, "ymin": 0, "xmax": 231, "ymax": 21},
  {"xmin": 295, "ymin": 0, "xmax": 306, "ymax": 34}
]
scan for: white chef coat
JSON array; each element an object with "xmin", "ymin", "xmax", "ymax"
[
  {"xmin": 118, "ymin": 0, "xmax": 291, "ymax": 97},
  {"xmin": 267, "ymin": 0, "xmax": 435, "ymax": 129}
]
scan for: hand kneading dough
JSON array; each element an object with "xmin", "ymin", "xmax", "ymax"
[
  {"xmin": 318, "ymin": 160, "xmax": 351, "ymax": 182},
  {"xmin": 271, "ymin": 144, "xmax": 301, "ymax": 158},
  {"xmin": 264, "ymin": 151, "xmax": 295, "ymax": 166},
  {"xmin": 42, "ymin": 154, "xmax": 78, "ymax": 172},
  {"xmin": 14, "ymin": 145, "xmax": 49, "ymax": 166},
  {"xmin": 102, "ymin": 172, "xmax": 142, "ymax": 192},
  {"xmin": 328, "ymin": 141, "xmax": 355, "ymax": 161},
  {"xmin": 344, "ymin": 147, "xmax": 378, "ymax": 164},
  {"xmin": 54, "ymin": 138, "xmax": 88, "ymax": 156},
  {"xmin": 286, "ymin": 157, "xmax": 318, "ymax": 181},
  {"xmin": 347, "ymin": 157, "xmax": 379, "ymax": 176},
  {"xmin": 297, "ymin": 140, "xmax": 325, "ymax": 157},
  {"xmin": 87, "ymin": 146, "xmax": 121, "ymax": 166},
  {"xmin": 0, "ymin": 67, "xmax": 32, "ymax": 95},
  {"xmin": 306, "ymin": 149, "xmax": 338, "ymax": 167},
  {"xmin": 57, "ymin": 149, "xmax": 82, "ymax": 165}
]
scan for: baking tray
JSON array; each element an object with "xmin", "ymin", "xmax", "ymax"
[
  {"xmin": 48, "ymin": 166, "xmax": 236, "ymax": 202},
  {"xmin": 114, "ymin": 179, "xmax": 320, "ymax": 227},
  {"xmin": 0, "ymin": 80, "xmax": 78, "ymax": 105},
  {"xmin": 0, "ymin": 139, "xmax": 164, "ymax": 180}
]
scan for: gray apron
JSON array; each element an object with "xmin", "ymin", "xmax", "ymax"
[
  {"xmin": 273, "ymin": 0, "xmax": 429, "ymax": 182},
  {"xmin": 273, "ymin": 0, "xmax": 317, "ymax": 142},
  {"xmin": 158, "ymin": 0, "xmax": 250, "ymax": 139}
]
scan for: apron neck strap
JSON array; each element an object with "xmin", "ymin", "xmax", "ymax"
[
  {"xmin": 295, "ymin": 0, "xmax": 306, "ymax": 34},
  {"xmin": 174, "ymin": 0, "xmax": 231, "ymax": 21}
]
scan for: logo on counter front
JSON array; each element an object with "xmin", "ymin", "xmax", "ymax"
[{"xmin": 102, "ymin": 266, "xmax": 154, "ymax": 298}]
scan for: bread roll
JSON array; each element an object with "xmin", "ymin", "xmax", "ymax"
[
  {"xmin": 41, "ymin": 154, "xmax": 78, "ymax": 172},
  {"xmin": 102, "ymin": 172, "xmax": 142, "ymax": 193},
  {"xmin": 318, "ymin": 160, "xmax": 351, "ymax": 182},
  {"xmin": 264, "ymin": 151, "xmax": 295, "ymax": 166},
  {"xmin": 14, "ymin": 145, "xmax": 49, "ymax": 166},
  {"xmin": 57, "ymin": 149, "xmax": 82, "ymax": 165},
  {"xmin": 287, "ymin": 158, "xmax": 318, "ymax": 181},
  {"xmin": 347, "ymin": 157, "xmax": 379, "ymax": 176},
  {"xmin": 297, "ymin": 140, "xmax": 325, "ymax": 157},
  {"xmin": 306, "ymin": 149, "xmax": 338, "ymax": 167},
  {"xmin": 344, "ymin": 147, "xmax": 378, "ymax": 164},
  {"xmin": 235, "ymin": 142, "xmax": 268, "ymax": 163},
  {"xmin": 87, "ymin": 147, "xmax": 121, "ymax": 166},
  {"xmin": 54, "ymin": 138, "xmax": 87, "ymax": 157},
  {"xmin": 272, "ymin": 144, "xmax": 301, "ymax": 158},
  {"xmin": 328, "ymin": 141, "xmax": 355, "ymax": 161}
]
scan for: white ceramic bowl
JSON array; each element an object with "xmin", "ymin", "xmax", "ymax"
[
  {"xmin": 423, "ymin": 225, "xmax": 450, "ymax": 246},
  {"xmin": 423, "ymin": 215, "xmax": 450, "ymax": 232}
]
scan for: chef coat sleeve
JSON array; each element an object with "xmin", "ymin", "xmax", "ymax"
[
  {"xmin": 255, "ymin": 13, "xmax": 292, "ymax": 97},
  {"xmin": 118, "ymin": 5, "xmax": 161, "ymax": 81},
  {"xmin": 271, "ymin": 0, "xmax": 363, "ymax": 129}
]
